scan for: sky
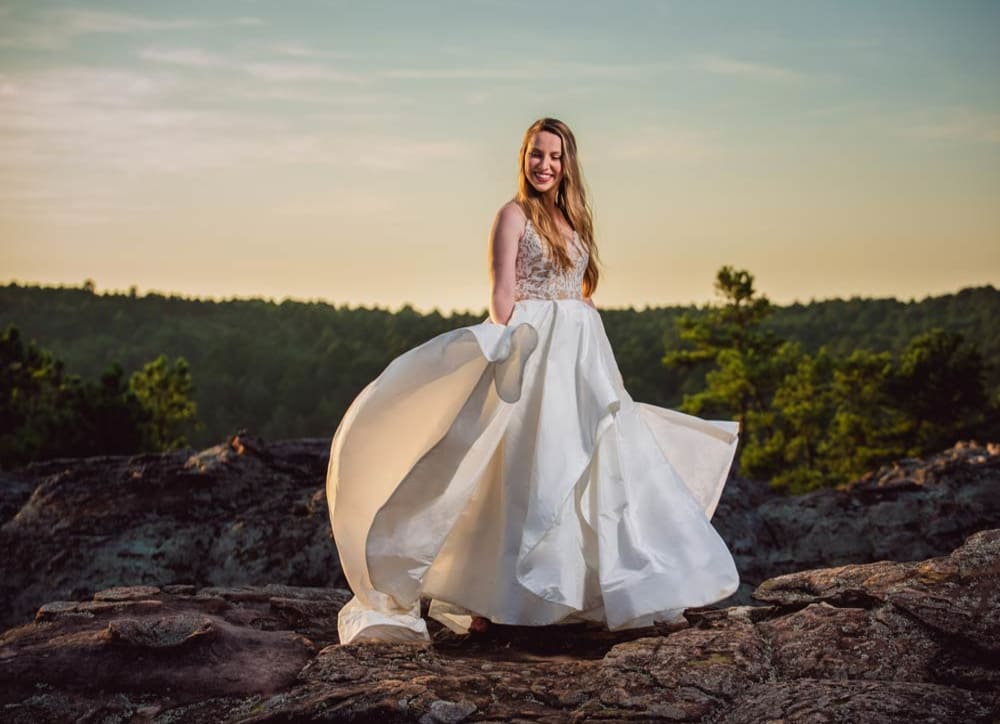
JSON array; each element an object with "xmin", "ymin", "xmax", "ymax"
[{"xmin": 1, "ymin": 0, "xmax": 998, "ymax": 313}]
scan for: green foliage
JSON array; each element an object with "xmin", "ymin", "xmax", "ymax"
[
  {"xmin": 0, "ymin": 325, "xmax": 200, "ymax": 468},
  {"xmin": 664, "ymin": 266, "xmax": 780, "ymax": 368},
  {"xmin": 820, "ymin": 349, "xmax": 910, "ymax": 482},
  {"xmin": 739, "ymin": 345, "xmax": 916, "ymax": 493},
  {"xmin": 1, "ymin": 281, "xmax": 998, "ymax": 478},
  {"xmin": 129, "ymin": 355, "xmax": 200, "ymax": 450},
  {"xmin": 889, "ymin": 328, "xmax": 988, "ymax": 452},
  {"xmin": 741, "ymin": 346, "xmax": 839, "ymax": 492},
  {"xmin": 665, "ymin": 270, "xmax": 998, "ymax": 493},
  {"xmin": 664, "ymin": 266, "xmax": 786, "ymax": 461}
]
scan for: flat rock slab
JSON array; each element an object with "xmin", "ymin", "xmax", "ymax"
[{"xmin": 2, "ymin": 529, "xmax": 998, "ymax": 722}]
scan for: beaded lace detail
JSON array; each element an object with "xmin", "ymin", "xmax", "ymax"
[{"xmin": 513, "ymin": 219, "xmax": 588, "ymax": 301}]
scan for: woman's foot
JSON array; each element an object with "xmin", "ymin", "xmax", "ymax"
[{"xmin": 469, "ymin": 616, "xmax": 491, "ymax": 634}]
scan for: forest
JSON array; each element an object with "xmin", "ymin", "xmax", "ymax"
[{"xmin": 2, "ymin": 273, "xmax": 997, "ymax": 493}]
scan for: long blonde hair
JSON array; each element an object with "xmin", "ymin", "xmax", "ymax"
[{"xmin": 516, "ymin": 117, "xmax": 601, "ymax": 297}]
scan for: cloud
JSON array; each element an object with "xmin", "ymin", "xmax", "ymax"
[
  {"xmin": 558, "ymin": 60, "xmax": 678, "ymax": 80},
  {"xmin": 0, "ymin": 183, "xmax": 159, "ymax": 225},
  {"xmin": 893, "ymin": 106, "xmax": 1000, "ymax": 144},
  {"xmin": 351, "ymin": 137, "xmax": 477, "ymax": 170},
  {"xmin": 465, "ymin": 91, "xmax": 490, "ymax": 105},
  {"xmin": 227, "ymin": 87, "xmax": 398, "ymax": 106},
  {"xmin": 246, "ymin": 62, "xmax": 363, "ymax": 84},
  {"xmin": 139, "ymin": 47, "xmax": 231, "ymax": 68},
  {"xmin": 139, "ymin": 47, "xmax": 365, "ymax": 84},
  {"xmin": 0, "ymin": 66, "xmax": 474, "ymax": 187},
  {"xmin": 690, "ymin": 54, "xmax": 804, "ymax": 82},
  {"xmin": 274, "ymin": 191, "xmax": 393, "ymax": 217},
  {"xmin": 377, "ymin": 60, "xmax": 676, "ymax": 82},
  {"xmin": 379, "ymin": 67, "xmax": 537, "ymax": 80},
  {"xmin": 592, "ymin": 124, "xmax": 721, "ymax": 163},
  {"xmin": 270, "ymin": 43, "xmax": 352, "ymax": 60},
  {"xmin": 0, "ymin": 67, "xmax": 280, "ymax": 174},
  {"xmin": 0, "ymin": 8, "xmax": 261, "ymax": 50},
  {"xmin": 0, "ymin": 67, "xmax": 178, "ymax": 111},
  {"xmin": 47, "ymin": 8, "xmax": 200, "ymax": 34}
]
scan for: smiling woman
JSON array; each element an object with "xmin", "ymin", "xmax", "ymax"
[{"xmin": 325, "ymin": 116, "xmax": 742, "ymax": 645}]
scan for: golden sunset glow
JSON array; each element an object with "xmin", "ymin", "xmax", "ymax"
[{"xmin": 1, "ymin": 2, "xmax": 998, "ymax": 311}]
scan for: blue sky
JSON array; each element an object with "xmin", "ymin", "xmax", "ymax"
[{"xmin": 1, "ymin": 0, "xmax": 998, "ymax": 311}]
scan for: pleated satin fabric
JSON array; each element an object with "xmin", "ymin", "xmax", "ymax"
[{"xmin": 327, "ymin": 298, "xmax": 740, "ymax": 645}]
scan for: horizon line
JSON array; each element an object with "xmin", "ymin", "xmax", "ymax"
[{"xmin": 2, "ymin": 278, "xmax": 997, "ymax": 316}]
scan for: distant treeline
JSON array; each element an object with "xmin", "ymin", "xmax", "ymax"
[{"xmin": 1, "ymin": 279, "xmax": 998, "ymax": 488}]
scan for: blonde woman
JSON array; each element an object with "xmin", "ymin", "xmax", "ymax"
[{"xmin": 327, "ymin": 117, "xmax": 741, "ymax": 644}]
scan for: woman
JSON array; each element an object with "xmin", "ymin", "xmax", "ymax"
[{"xmin": 326, "ymin": 117, "xmax": 740, "ymax": 645}]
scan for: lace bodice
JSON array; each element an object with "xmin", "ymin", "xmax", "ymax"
[{"xmin": 513, "ymin": 219, "xmax": 588, "ymax": 301}]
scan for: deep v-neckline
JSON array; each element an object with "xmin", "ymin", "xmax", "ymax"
[{"xmin": 525, "ymin": 218, "xmax": 582, "ymax": 256}]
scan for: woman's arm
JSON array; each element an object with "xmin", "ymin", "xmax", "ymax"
[{"xmin": 488, "ymin": 205, "xmax": 522, "ymax": 324}]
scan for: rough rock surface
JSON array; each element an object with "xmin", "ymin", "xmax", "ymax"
[
  {"xmin": 0, "ymin": 433, "xmax": 342, "ymax": 632},
  {"xmin": 716, "ymin": 440, "xmax": 1000, "ymax": 602},
  {"xmin": 1, "ymin": 434, "xmax": 998, "ymax": 634},
  {"xmin": 2, "ymin": 528, "xmax": 997, "ymax": 722}
]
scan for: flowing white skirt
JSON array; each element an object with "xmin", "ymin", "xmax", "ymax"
[{"xmin": 326, "ymin": 298, "xmax": 740, "ymax": 645}]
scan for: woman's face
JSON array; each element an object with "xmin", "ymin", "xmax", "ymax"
[{"xmin": 525, "ymin": 130, "xmax": 563, "ymax": 196}]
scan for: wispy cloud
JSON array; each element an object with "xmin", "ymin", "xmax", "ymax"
[
  {"xmin": 246, "ymin": 62, "xmax": 363, "ymax": 83},
  {"xmin": 0, "ymin": 8, "xmax": 260, "ymax": 50},
  {"xmin": 690, "ymin": 54, "xmax": 804, "ymax": 82},
  {"xmin": 465, "ymin": 91, "xmax": 491, "ymax": 105},
  {"xmin": 593, "ymin": 124, "xmax": 722, "ymax": 163},
  {"xmin": 139, "ymin": 47, "xmax": 230, "ymax": 68},
  {"xmin": 45, "ymin": 8, "xmax": 200, "ymax": 34},
  {"xmin": 352, "ymin": 137, "xmax": 477, "ymax": 170},
  {"xmin": 893, "ymin": 106, "xmax": 1000, "ymax": 144},
  {"xmin": 378, "ymin": 60, "xmax": 676, "ymax": 82},
  {"xmin": 0, "ymin": 67, "xmax": 284, "ymax": 175},
  {"xmin": 0, "ymin": 66, "xmax": 473, "ymax": 190},
  {"xmin": 559, "ymin": 60, "xmax": 678, "ymax": 80},
  {"xmin": 140, "ymin": 47, "xmax": 365, "ymax": 84},
  {"xmin": 0, "ymin": 8, "xmax": 199, "ymax": 50},
  {"xmin": 0, "ymin": 184, "xmax": 160, "ymax": 225},
  {"xmin": 270, "ymin": 42, "xmax": 352, "ymax": 60},
  {"xmin": 227, "ymin": 87, "xmax": 406, "ymax": 106},
  {"xmin": 378, "ymin": 67, "xmax": 537, "ymax": 80},
  {"xmin": 275, "ymin": 191, "xmax": 393, "ymax": 217}
]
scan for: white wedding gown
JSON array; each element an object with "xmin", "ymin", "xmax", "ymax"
[{"xmin": 326, "ymin": 218, "xmax": 740, "ymax": 645}]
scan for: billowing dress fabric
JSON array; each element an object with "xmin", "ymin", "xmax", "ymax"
[{"xmin": 326, "ymin": 218, "xmax": 740, "ymax": 645}]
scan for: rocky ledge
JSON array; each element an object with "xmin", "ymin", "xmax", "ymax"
[
  {"xmin": 2, "ymin": 527, "xmax": 997, "ymax": 723},
  {"xmin": 1, "ymin": 434, "xmax": 997, "ymax": 636}
]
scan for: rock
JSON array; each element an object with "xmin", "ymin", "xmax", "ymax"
[
  {"xmin": 754, "ymin": 528, "xmax": 1000, "ymax": 654},
  {"xmin": 0, "ymin": 584, "xmax": 320, "ymax": 707},
  {"xmin": 715, "ymin": 439, "xmax": 1000, "ymax": 608},
  {"xmin": 421, "ymin": 699, "xmax": 478, "ymax": 723},
  {"xmin": 2, "ymin": 434, "xmax": 998, "ymax": 639},
  {"xmin": 713, "ymin": 680, "xmax": 992, "ymax": 724},
  {"xmin": 1, "ymin": 435, "xmax": 998, "ymax": 720},
  {"xmin": 0, "ymin": 528, "xmax": 997, "ymax": 721},
  {"xmin": 0, "ymin": 433, "xmax": 342, "ymax": 632}
]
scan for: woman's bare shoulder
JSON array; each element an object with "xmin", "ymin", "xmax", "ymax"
[
  {"xmin": 498, "ymin": 198, "xmax": 527, "ymax": 224},
  {"xmin": 492, "ymin": 199, "xmax": 528, "ymax": 240}
]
